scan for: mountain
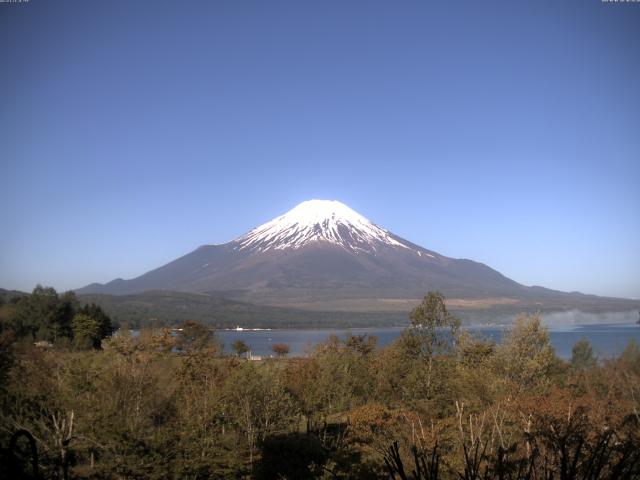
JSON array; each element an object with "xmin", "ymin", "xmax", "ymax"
[
  {"xmin": 77, "ymin": 200, "xmax": 639, "ymax": 314},
  {"xmin": 0, "ymin": 288, "xmax": 28, "ymax": 304}
]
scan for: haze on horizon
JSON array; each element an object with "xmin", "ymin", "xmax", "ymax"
[{"xmin": 1, "ymin": 1, "xmax": 639, "ymax": 299}]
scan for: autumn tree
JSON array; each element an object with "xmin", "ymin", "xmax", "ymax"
[
  {"xmin": 284, "ymin": 357, "xmax": 323, "ymax": 433},
  {"xmin": 224, "ymin": 362, "xmax": 296, "ymax": 470},
  {"xmin": 271, "ymin": 342, "xmax": 290, "ymax": 358}
]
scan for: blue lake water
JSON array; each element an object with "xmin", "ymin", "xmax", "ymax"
[{"xmin": 219, "ymin": 322, "xmax": 640, "ymax": 359}]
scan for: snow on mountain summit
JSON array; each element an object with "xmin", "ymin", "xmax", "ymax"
[{"xmin": 236, "ymin": 200, "xmax": 412, "ymax": 253}]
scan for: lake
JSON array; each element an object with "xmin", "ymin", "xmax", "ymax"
[{"xmin": 220, "ymin": 321, "xmax": 640, "ymax": 359}]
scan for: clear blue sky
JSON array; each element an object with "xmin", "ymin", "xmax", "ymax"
[{"xmin": 1, "ymin": 1, "xmax": 638, "ymax": 298}]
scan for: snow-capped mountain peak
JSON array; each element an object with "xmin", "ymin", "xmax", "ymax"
[{"xmin": 236, "ymin": 199, "xmax": 411, "ymax": 253}]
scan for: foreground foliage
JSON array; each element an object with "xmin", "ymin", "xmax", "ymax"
[{"xmin": 1, "ymin": 292, "xmax": 640, "ymax": 479}]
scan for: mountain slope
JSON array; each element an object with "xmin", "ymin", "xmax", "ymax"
[{"xmin": 77, "ymin": 200, "xmax": 639, "ymax": 313}]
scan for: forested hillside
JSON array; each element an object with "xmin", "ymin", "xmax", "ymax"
[{"xmin": 77, "ymin": 290, "xmax": 409, "ymax": 329}]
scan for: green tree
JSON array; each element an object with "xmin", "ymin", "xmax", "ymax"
[
  {"xmin": 451, "ymin": 330, "xmax": 498, "ymax": 408},
  {"xmin": 30, "ymin": 285, "xmax": 65, "ymax": 342},
  {"xmin": 620, "ymin": 338, "xmax": 640, "ymax": 375},
  {"xmin": 6, "ymin": 285, "xmax": 59, "ymax": 341},
  {"xmin": 176, "ymin": 320, "xmax": 222, "ymax": 355},
  {"xmin": 345, "ymin": 333, "xmax": 377, "ymax": 356},
  {"xmin": 570, "ymin": 337, "xmax": 597, "ymax": 371},
  {"xmin": 408, "ymin": 291, "xmax": 460, "ymax": 358},
  {"xmin": 0, "ymin": 330, "xmax": 14, "ymax": 392},
  {"xmin": 78, "ymin": 302, "xmax": 113, "ymax": 340},
  {"xmin": 173, "ymin": 353, "xmax": 236, "ymax": 476},
  {"xmin": 388, "ymin": 292, "xmax": 461, "ymax": 404},
  {"xmin": 55, "ymin": 290, "xmax": 79, "ymax": 340},
  {"xmin": 4, "ymin": 286, "xmax": 80, "ymax": 343},
  {"xmin": 494, "ymin": 313, "xmax": 558, "ymax": 391},
  {"xmin": 72, "ymin": 313, "xmax": 101, "ymax": 349},
  {"xmin": 296, "ymin": 334, "xmax": 377, "ymax": 427},
  {"xmin": 232, "ymin": 339, "xmax": 250, "ymax": 357}
]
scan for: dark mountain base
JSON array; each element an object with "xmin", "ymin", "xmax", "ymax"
[
  {"xmin": 78, "ymin": 290, "xmax": 640, "ymax": 330},
  {"xmin": 78, "ymin": 291, "xmax": 410, "ymax": 329}
]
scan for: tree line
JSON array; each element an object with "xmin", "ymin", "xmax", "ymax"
[
  {"xmin": 0, "ymin": 285, "xmax": 113, "ymax": 350},
  {"xmin": 1, "ymin": 290, "xmax": 639, "ymax": 479}
]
